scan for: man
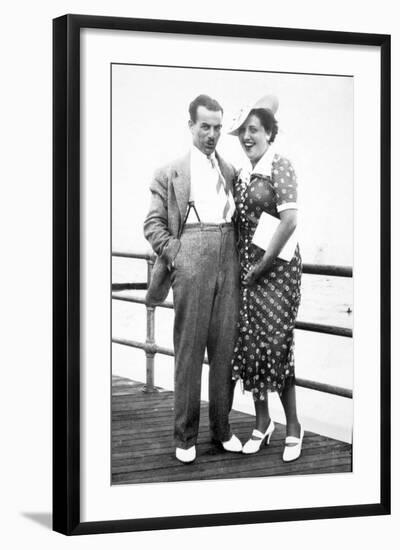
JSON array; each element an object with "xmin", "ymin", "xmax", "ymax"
[{"xmin": 144, "ymin": 94, "xmax": 241, "ymax": 463}]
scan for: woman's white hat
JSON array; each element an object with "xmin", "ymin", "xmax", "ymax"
[{"xmin": 227, "ymin": 94, "xmax": 279, "ymax": 136}]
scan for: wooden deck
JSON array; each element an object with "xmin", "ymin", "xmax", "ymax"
[{"xmin": 112, "ymin": 376, "xmax": 352, "ymax": 485}]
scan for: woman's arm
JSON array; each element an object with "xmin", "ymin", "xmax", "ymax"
[{"xmin": 243, "ymin": 209, "xmax": 297, "ymax": 286}]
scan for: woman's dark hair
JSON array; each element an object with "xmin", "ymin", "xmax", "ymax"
[
  {"xmin": 189, "ymin": 94, "xmax": 223, "ymax": 122},
  {"xmin": 250, "ymin": 108, "xmax": 279, "ymax": 143}
]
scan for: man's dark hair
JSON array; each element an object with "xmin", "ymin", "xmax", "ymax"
[
  {"xmin": 250, "ymin": 108, "xmax": 279, "ymax": 143},
  {"xmin": 189, "ymin": 94, "xmax": 223, "ymax": 122}
]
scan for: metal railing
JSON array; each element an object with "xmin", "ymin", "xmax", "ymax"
[{"xmin": 112, "ymin": 251, "xmax": 353, "ymax": 399}]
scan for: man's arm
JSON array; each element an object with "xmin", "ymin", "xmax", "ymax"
[{"xmin": 143, "ymin": 168, "xmax": 181, "ymax": 266}]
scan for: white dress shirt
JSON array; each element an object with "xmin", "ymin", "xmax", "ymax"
[{"xmin": 188, "ymin": 146, "xmax": 235, "ymax": 223}]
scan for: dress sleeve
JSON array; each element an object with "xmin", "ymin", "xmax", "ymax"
[{"xmin": 272, "ymin": 156, "xmax": 298, "ymax": 213}]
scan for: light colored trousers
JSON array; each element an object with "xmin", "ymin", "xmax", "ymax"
[{"xmin": 170, "ymin": 223, "xmax": 240, "ymax": 449}]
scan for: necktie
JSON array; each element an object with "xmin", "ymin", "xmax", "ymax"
[{"xmin": 209, "ymin": 157, "xmax": 232, "ymax": 221}]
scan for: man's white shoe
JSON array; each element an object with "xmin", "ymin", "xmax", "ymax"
[
  {"xmin": 222, "ymin": 434, "xmax": 243, "ymax": 452},
  {"xmin": 176, "ymin": 445, "xmax": 196, "ymax": 463}
]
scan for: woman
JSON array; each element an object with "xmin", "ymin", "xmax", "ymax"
[{"xmin": 229, "ymin": 94, "xmax": 303, "ymax": 462}]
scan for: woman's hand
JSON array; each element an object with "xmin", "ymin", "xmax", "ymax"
[
  {"xmin": 242, "ymin": 209, "xmax": 297, "ymax": 287},
  {"xmin": 242, "ymin": 258, "xmax": 273, "ymax": 286},
  {"xmin": 242, "ymin": 263, "xmax": 263, "ymax": 286}
]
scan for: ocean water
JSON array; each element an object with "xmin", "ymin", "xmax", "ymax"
[{"xmin": 112, "ymin": 260, "xmax": 353, "ymax": 443}]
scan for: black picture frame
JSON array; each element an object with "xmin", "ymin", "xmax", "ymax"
[{"xmin": 53, "ymin": 14, "xmax": 391, "ymax": 535}]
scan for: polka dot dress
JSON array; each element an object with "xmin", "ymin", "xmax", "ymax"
[{"xmin": 231, "ymin": 154, "xmax": 302, "ymax": 399}]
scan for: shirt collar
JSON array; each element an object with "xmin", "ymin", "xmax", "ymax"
[
  {"xmin": 251, "ymin": 143, "xmax": 276, "ymax": 177},
  {"xmin": 238, "ymin": 144, "xmax": 276, "ymax": 185},
  {"xmin": 191, "ymin": 144, "xmax": 216, "ymax": 165}
]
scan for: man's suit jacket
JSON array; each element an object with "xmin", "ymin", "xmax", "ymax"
[{"xmin": 144, "ymin": 151, "xmax": 237, "ymax": 306}]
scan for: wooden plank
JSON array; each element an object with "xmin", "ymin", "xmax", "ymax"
[
  {"xmin": 112, "ymin": 388, "xmax": 169, "ymax": 396},
  {"xmin": 111, "ymin": 410, "xmax": 251, "ymax": 425},
  {"xmin": 112, "ymin": 395, "xmax": 174, "ymax": 408},
  {"xmin": 112, "ymin": 452, "xmax": 352, "ymax": 480},
  {"xmin": 112, "ymin": 464, "xmax": 352, "ymax": 485},
  {"xmin": 112, "ymin": 430, "xmax": 347, "ymax": 453},
  {"xmin": 111, "ymin": 441, "xmax": 351, "ymax": 475},
  {"xmin": 112, "ymin": 429, "xmax": 347, "ymax": 452},
  {"xmin": 112, "ymin": 456, "xmax": 352, "ymax": 484},
  {"xmin": 112, "ymin": 449, "xmax": 351, "ymax": 468},
  {"xmin": 111, "ymin": 420, "xmax": 345, "ymax": 446},
  {"xmin": 111, "ymin": 438, "xmax": 351, "ymax": 462},
  {"xmin": 112, "ymin": 402, "xmax": 175, "ymax": 412},
  {"xmin": 111, "ymin": 405, "xmax": 254, "ymax": 422},
  {"xmin": 111, "ymin": 437, "xmax": 351, "ymax": 471},
  {"xmin": 111, "ymin": 387, "xmax": 171, "ymax": 397},
  {"xmin": 111, "ymin": 376, "xmax": 352, "ymax": 485}
]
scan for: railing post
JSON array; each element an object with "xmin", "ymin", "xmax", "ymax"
[{"xmin": 143, "ymin": 256, "xmax": 158, "ymax": 393}]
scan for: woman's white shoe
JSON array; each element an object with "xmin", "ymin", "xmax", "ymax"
[
  {"xmin": 242, "ymin": 421, "xmax": 275, "ymax": 454},
  {"xmin": 282, "ymin": 426, "xmax": 304, "ymax": 462}
]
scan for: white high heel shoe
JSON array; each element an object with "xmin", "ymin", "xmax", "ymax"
[
  {"xmin": 282, "ymin": 425, "xmax": 304, "ymax": 462},
  {"xmin": 242, "ymin": 421, "xmax": 275, "ymax": 454}
]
